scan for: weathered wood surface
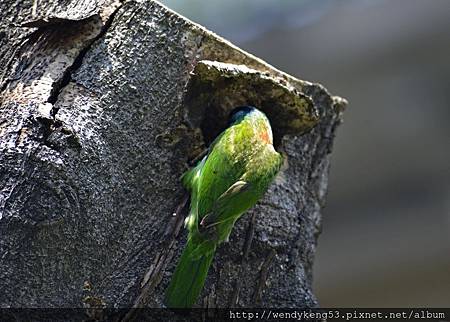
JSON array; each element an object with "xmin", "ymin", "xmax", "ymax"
[{"xmin": 0, "ymin": 0, "xmax": 345, "ymax": 308}]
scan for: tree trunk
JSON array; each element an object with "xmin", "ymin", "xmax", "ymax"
[{"xmin": 0, "ymin": 0, "xmax": 346, "ymax": 310}]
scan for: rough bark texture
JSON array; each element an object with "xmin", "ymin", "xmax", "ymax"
[{"xmin": 0, "ymin": 0, "xmax": 346, "ymax": 309}]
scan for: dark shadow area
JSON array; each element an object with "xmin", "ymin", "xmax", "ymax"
[{"xmin": 183, "ymin": 61, "xmax": 318, "ymax": 149}]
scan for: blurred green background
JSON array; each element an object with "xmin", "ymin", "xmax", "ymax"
[{"xmin": 160, "ymin": 0, "xmax": 450, "ymax": 307}]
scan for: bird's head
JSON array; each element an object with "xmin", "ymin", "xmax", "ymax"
[
  {"xmin": 229, "ymin": 106, "xmax": 274, "ymax": 145},
  {"xmin": 228, "ymin": 106, "xmax": 255, "ymax": 125}
]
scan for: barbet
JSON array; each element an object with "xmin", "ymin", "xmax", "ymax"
[{"xmin": 164, "ymin": 106, "xmax": 282, "ymax": 308}]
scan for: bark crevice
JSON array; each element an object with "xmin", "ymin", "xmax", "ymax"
[{"xmin": 47, "ymin": 3, "xmax": 123, "ymax": 116}]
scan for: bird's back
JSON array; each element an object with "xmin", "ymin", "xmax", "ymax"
[{"xmin": 194, "ymin": 110, "xmax": 282, "ymax": 229}]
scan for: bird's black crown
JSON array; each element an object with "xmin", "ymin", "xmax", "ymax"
[{"xmin": 228, "ymin": 106, "xmax": 256, "ymax": 125}]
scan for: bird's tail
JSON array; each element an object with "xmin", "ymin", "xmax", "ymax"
[{"xmin": 164, "ymin": 238, "xmax": 215, "ymax": 308}]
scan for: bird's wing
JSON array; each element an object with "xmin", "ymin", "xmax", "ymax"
[
  {"xmin": 181, "ymin": 129, "xmax": 226, "ymax": 192},
  {"xmin": 195, "ymin": 129, "xmax": 243, "ymax": 214},
  {"xmin": 198, "ymin": 147, "xmax": 283, "ymax": 230},
  {"xmin": 199, "ymin": 180, "xmax": 254, "ymax": 228}
]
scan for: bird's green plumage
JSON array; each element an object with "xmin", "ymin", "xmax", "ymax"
[{"xmin": 164, "ymin": 107, "xmax": 282, "ymax": 308}]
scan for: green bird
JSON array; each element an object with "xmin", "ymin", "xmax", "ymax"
[{"xmin": 164, "ymin": 106, "xmax": 283, "ymax": 308}]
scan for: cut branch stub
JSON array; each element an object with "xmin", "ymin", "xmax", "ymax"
[{"xmin": 183, "ymin": 60, "xmax": 319, "ymax": 147}]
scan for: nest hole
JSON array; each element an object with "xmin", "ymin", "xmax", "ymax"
[{"xmin": 182, "ymin": 61, "xmax": 319, "ymax": 152}]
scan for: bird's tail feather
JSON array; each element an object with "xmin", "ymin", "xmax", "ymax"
[{"xmin": 164, "ymin": 239, "xmax": 215, "ymax": 308}]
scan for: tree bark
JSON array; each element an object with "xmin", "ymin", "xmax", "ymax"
[{"xmin": 0, "ymin": 0, "xmax": 346, "ymax": 310}]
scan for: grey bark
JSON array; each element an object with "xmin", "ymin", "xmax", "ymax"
[{"xmin": 0, "ymin": 0, "xmax": 346, "ymax": 310}]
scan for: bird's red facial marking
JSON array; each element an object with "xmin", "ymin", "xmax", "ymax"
[{"xmin": 260, "ymin": 130, "xmax": 271, "ymax": 144}]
